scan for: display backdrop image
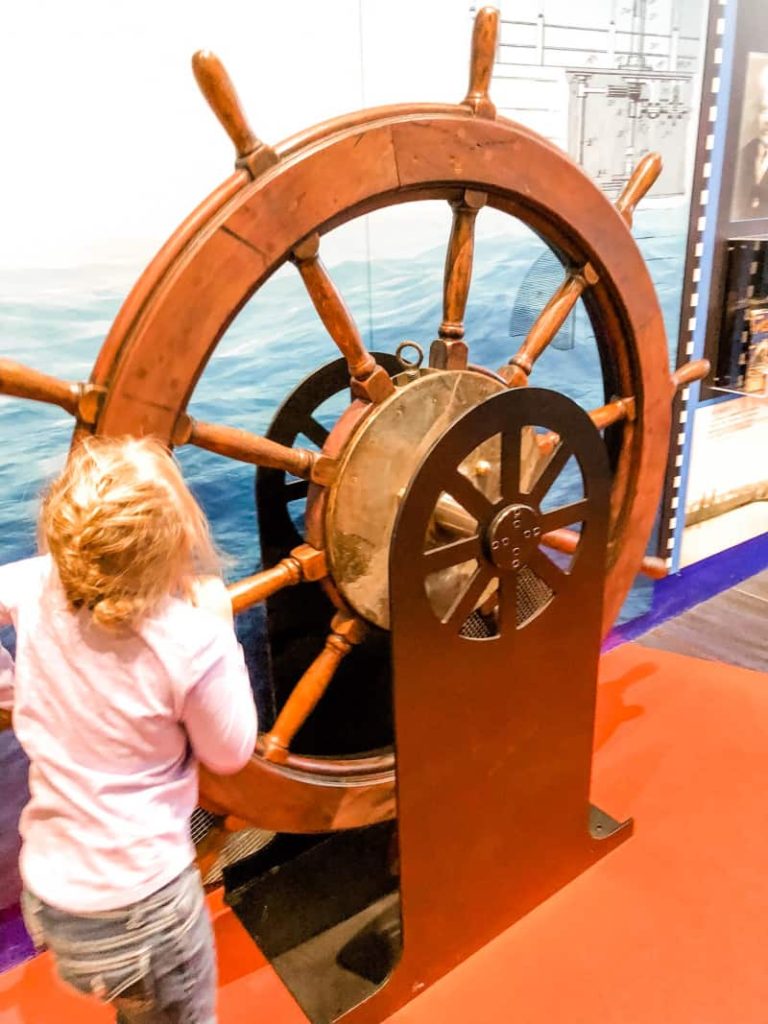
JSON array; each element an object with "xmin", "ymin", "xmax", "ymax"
[
  {"xmin": 0, "ymin": 0, "xmax": 710, "ymax": 932},
  {"xmin": 730, "ymin": 52, "xmax": 768, "ymax": 222},
  {"xmin": 674, "ymin": 0, "xmax": 768, "ymax": 568}
]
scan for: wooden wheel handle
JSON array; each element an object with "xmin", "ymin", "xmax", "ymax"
[{"xmin": 261, "ymin": 612, "xmax": 366, "ymax": 763}]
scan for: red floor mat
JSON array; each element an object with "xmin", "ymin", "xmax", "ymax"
[{"xmin": 2, "ymin": 643, "xmax": 767, "ymax": 1023}]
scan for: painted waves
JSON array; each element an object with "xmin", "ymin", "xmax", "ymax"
[{"xmin": 0, "ymin": 208, "xmax": 687, "ymax": 623}]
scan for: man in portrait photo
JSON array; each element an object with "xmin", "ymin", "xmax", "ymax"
[{"xmin": 732, "ymin": 55, "xmax": 768, "ymax": 222}]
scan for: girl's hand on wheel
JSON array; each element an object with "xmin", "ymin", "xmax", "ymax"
[{"xmin": 187, "ymin": 575, "xmax": 234, "ymax": 627}]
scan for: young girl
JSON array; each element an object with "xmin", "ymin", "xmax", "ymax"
[{"xmin": 0, "ymin": 435, "xmax": 258, "ymax": 1023}]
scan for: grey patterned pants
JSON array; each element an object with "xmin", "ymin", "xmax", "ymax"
[{"xmin": 21, "ymin": 863, "xmax": 216, "ymax": 1023}]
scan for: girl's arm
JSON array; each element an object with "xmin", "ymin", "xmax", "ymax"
[
  {"xmin": 181, "ymin": 624, "xmax": 258, "ymax": 775},
  {"xmin": 0, "ymin": 560, "xmax": 23, "ymax": 724}
]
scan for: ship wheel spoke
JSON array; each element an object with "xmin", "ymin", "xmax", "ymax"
[
  {"xmin": 671, "ymin": 358, "xmax": 710, "ymax": 391},
  {"xmin": 499, "ymin": 264, "xmax": 599, "ymax": 387},
  {"xmin": 539, "ymin": 499, "xmax": 590, "ymax": 534},
  {"xmin": 540, "ymin": 527, "xmax": 581, "ymax": 557},
  {"xmin": 424, "ymin": 535, "xmax": 482, "ymax": 574},
  {"xmin": 171, "ymin": 412, "xmax": 336, "ymax": 484},
  {"xmin": 446, "ymin": 471, "xmax": 496, "ymax": 525},
  {"xmin": 527, "ymin": 547, "xmax": 567, "ymax": 594},
  {"xmin": 462, "ymin": 5, "xmax": 499, "ymax": 118},
  {"xmin": 443, "ymin": 564, "xmax": 495, "ymax": 632},
  {"xmin": 499, "ymin": 154, "xmax": 663, "ymax": 390},
  {"xmin": 291, "ymin": 233, "xmax": 395, "ymax": 404},
  {"xmin": 528, "ymin": 442, "xmax": 570, "ymax": 507},
  {"xmin": 537, "ymin": 395, "xmax": 637, "ymax": 456},
  {"xmin": 0, "ymin": 357, "xmax": 104, "ymax": 425},
  {"xmin": 540, "ymin": 527, "xmax": 667, "ymax": 580},
  {"xmin": 429, "ymin": 189, "xmax": 487, "ymax": 370},
  {"xmin": 614, "ymin": 153, "xmax": 663, "ymax": 229},
  {"xmin": 227, "ymin": 545, "xmax": 327, "ymax": 614},
  {"xmin": 261, "ymin": 612, "xmax": 366, "ymax": 763},
  {"xmin": 588, "ymin": 396, "xmax": 637, "ymax": 431},
  {"xmin": 500, "ymin": 425, "xmax": 522, "ymax": 501},
  {"xmin": 191, "ymin": 51, "xmax": 278, "ymax": 178}
]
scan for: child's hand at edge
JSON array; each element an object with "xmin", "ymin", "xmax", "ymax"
[{"xmin": 186, "ymin": 576, "xmax": 234, "ymax": 627}]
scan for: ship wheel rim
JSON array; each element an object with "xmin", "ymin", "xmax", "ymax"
[{"xmin": 86, "ymin": 107, "xmax": 670, "ymax": 826}]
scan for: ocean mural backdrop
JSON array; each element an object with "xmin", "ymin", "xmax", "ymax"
[{"xmin": 1, "ymin": 205, "xmax": 686, "ymax": 605}]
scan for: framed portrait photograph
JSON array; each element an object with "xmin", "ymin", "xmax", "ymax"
[{"xmin": 730, "ymin": 52, "xmax": 768, "ymax": 222}]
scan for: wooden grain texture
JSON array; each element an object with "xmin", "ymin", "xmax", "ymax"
[
  {"xmin": 191, "ymin": 51, "xmax": 278, "ymax": 177},
  {"xmin": 291, "ymin": 233, "xmax": 385, "ymax": 390},
  {"xmin": 90, "ymin": 172, "xmax": 248, "ymax": 393},
  {"xmin": 88, "ymin": 83, "xmax": 670, "ymax": 828},
  {"xmin": 615, "ymin": 152, "xmax": 662, "ymax": 228},
  {"xmin": 0, "ymin": 357, "xmax": 79, "ymax": 415},
  {"xmin": 229, "ymin": 562, "xmax": 302, "ymax": 614},
  {"xmin": 671, "ymin": 358, "xmax": 710, "ymax": 391},
  {"xmin": 499, "ymin": 264, "xmax": 599, "ymax": 386},
  {"xmin": 0, "ymin": 358, "xmax": 105, "ymax": 426},
  {"xmin": 541, "ymin": 528, "xmax": 667, "ymax": 579},
  {"xmin": 462, "ymin": 6, "xmax": 499, "ymax": 117},
  {"xmin": 228, "ymin": 546, "xmax": 327, "ymax": 613},
  {"xmin": 262, "ymin": 613, "xmax": 366, "ymax": 763},
  {"xmin": 430, "ymin": 190, "xmax": 487, "ymax": 370},
  {"xmin": 198, "ymin": 750, "xmax": 395, "ymax": 833},
  {"xmin": 262, "ymin": 644, "xmax": 347, "ymax": 762},
  {"xmin": 96, "ymin": 110, "xmax": 669, "ymax": 637},
  {"xmin": 172, "ymin": 413, "xmax": 320, "ymax": 478}
]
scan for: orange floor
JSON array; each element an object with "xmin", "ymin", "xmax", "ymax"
[{"xmin": 2, "ymin": 642, "xmax": 767, "ymax": 1024}]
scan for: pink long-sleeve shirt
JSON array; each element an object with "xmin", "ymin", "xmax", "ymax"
[{"xmin": 0, "ymin": 555, "xmax": 258, "ymax": 914}]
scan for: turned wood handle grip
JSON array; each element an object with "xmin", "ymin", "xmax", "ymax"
[
  {"xmin": 537, "ymin": 395, "xmax": 636, "ymax": 453},
  {"xmin": 440, "ymin": 191, "xmax": 487, "ymax": 341},
  {"xmin": 263, "ymin": 635, "xmax": 349, "ymax": 759},
  {"xmin": 0, "ymin": 358, "xmax": 78, "ymax": 414},
  {"xmin": 292, "ymin": 234, "xmax": 376, "ymax": 380},
  {"xmin": 640, "ymin": 557, "xmax": 668, "ymax": 581},
  {"xmin": 615, "ymin": 153, "xmax": 662, "ymax": 227},
  {"xmin": 464, "ymin": 6, "xmax": 499, "ymax": 113},
  {"xmin": 515, "ymin": 274, "xmax": 586, "ymax": 374},
  {"xmin": 192, "ymin": 51, "xmax": 259, "ymax": 158},
  {"xmin": 540, "ymin": 527, "xmax": 580, "ymax": 555},
  {"xmin": 503, "ymin": 266, "xmax": 597, "ymax": 385},
  {"xmin": 589, "ymin": 395, "xmax": 636, "ymax": 431},
  {"xmin": 228, "ymin": 561, "xmax": 302, "ymax": 614},
  {"xmin": 541, "ymin": 528, "xmax": 667, "ymax": 579},
  {"xmin": 177, "ymin": 416, "xmax": 315, "ymax": 478},
  {"xmin": 671, "ymin": 358, "xmax": 710, "ymax": 390}
]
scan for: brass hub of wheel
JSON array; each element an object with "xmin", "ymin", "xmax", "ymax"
[{"xmin": 320, "ymin": 370, "xmax": 541, "ymax": 628}]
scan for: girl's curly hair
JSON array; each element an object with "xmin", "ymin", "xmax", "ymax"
[{"xmin": 40, "ymin": 435, "xmax": 219, "ymax": 629}]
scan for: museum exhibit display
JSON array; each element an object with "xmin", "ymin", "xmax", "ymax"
[
  {"xmin": 712, "ymin": 238, "xmax": 768, "ymax": 393},
  {"xmin": 667, "ymin": 0, "xmax": 768, "ymax": 569},
  {"xmin": 0, "ymin": 4, "xmax": 717, "ymax": 1022}
]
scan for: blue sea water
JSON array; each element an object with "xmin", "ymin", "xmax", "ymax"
[
  {"xmin": 0, "ymin": 202, "xmax": 688, "ymax": 919},
  {"xmin": 0, "ymin": 206, "xmax": 687, "ymax": 623}
]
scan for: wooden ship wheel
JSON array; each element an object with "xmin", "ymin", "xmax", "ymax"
[{"xmin": 0, "ymin": 8, "xmax": 707, "ymax": 837}]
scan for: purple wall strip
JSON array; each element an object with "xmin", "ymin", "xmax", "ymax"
[
  {"xmin": 0, "ymin": 904, "xmax": 34, "ymax": 974},
  {"xmin": 604, "ymin": 531, "xmax": 768, "ymax": 651}
]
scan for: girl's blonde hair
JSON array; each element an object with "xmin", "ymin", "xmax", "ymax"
[{"xmin": 40, "ymin": 435, "xmax": 219, "ymax": 629}]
